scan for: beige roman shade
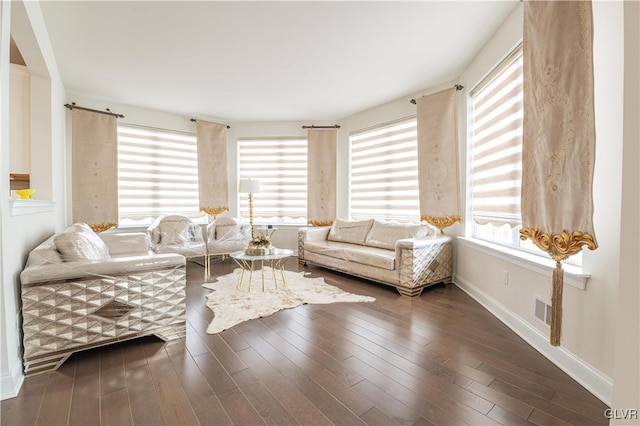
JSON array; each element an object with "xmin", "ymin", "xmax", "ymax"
[
  {"xmin": 307, "ymin": 128, "xmax": 337, "ymax": 226},
  {"xmin": 521, "ymin": 0, "xmax": 598, "ymax": 346},
  {"xmin": 196, "ymin": 120, "xmax": 229, "ymax": 216},
  {"xmin": 416, "ymin": 87, "xmax": 461, "ymax": 232},
  {"xmin": 71, "ymin": 108, "xmax": 118, "ymax": 232}
]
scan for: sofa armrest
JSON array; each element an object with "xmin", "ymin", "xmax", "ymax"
[
  {"xmin": 397, "ymin": 235, "xmax": 453, "ymax": 290},
  {"xmin": 396, "ymin": 235, "xmax": 452, "ymax": 251},
  {"xmin": 100, "ymin": 232, "xmax": 150, "ymax": 257},
  {"xmin": 20, "ymin": 253, "xmax": 185, "ymax": 286}
]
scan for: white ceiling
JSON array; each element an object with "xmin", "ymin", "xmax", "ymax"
[{"xmin": 40, "ymin": 1, "xmax": 518, "ymax": 123}]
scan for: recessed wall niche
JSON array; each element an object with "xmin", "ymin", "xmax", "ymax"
[{"xmin": 9, "ymin": 36, "xmax": 31, "ymax": 193}]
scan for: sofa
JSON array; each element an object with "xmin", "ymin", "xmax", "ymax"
[
  {"xmin": 298, "ymin": 219, "xmax": 453, "ymax": 297},
  {"xmin": 20, "ymin": 223, "xmax": 186, "ymax": 375}
]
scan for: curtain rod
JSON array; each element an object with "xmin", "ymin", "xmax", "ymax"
[
  {"xmin": 64, "ymin": 103, "xmax": 124, "ymax": 118},
  {"xmin": 190, "ymin": 118, "xmax": 231, "ymax": 129},
  {"xmin": 301, "ymin": 125, "xmax": 341, "ymax": 129},
  {"xmin": 410, "ymin": 84, "xmax": 464, "ymax": 104}
]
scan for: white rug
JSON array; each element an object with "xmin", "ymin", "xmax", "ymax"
[{"xmin": 202, "ymin": 267, "xmax": 375, "ymax": 334}]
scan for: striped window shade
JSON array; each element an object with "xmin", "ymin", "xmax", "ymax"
[
  {"xmin": 349, "ymin": 118, "xmax": 420, "ymax": 221},
  {"xmin": 470, "ymin": 45, "xmax": 523, "ymax": 228},
  {"xmin": 238, "ymin": 137, "xmax": 307, "ymax": 222},
  {"xmin": 117, "ymin": 124, "xmax": 203, "ymax": 221}
]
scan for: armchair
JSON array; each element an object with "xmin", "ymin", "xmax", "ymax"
[
  {"xmin": 147, "ymin": 214, "xmax": 207, "ymax": 258},
  {"xmin": 206, "ymin": 217, "xmax": 251, "ymax": 256}
]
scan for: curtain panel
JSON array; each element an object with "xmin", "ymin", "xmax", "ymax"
[
  {"xmin": 416, "ymin": 87, "xmax": 462, "ymax": 232},
  {"xmin": 307, "ymin": 128, "xmax": 337, "ymax": 226},
  {"xmin": 196, "ymin": 120, "xmax": 229, "ymax": 216},
  {"xmin": 521, "ymin": 0, "xmax": 598, "ymax": 346},
  {"xmin": 71, "ymin": 109, "xmax": 118, "ymax": 232}
]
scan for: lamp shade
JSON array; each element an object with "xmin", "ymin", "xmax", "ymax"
[{"xmin": 239, "ymin": 179, "xmax": 260, "ymax": 194}]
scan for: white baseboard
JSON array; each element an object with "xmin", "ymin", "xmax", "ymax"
[
  {"xmin": 0, "ymin": 359, "xmax": 24, "ymax": 401},
  {"xmin": 454, "ymin": 273, "xmax": 612, "ymax": 406}
]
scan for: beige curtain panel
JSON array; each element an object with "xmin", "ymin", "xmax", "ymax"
[
  {"xmin": 307, "ymin": 128, "xmax": 337, "ymax": 226},
  {"xmin": 417, "ymin": 87, "xmax": 461, "ymax": 232},
  {"xmin": 71, "ymin": 109, "xmax": 118, "ymax": 232},
  {"xmin": 196, "ymin": 120, "xmax": 229, "ymax": 216},
  {"xmin": 521, "ymin": 0, "xmax": 598, "ymax": 346}
]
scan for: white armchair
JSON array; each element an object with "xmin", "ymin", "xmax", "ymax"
[
  {"xmin": 206, "ymin": 217, "xmax": 251, "ymax": 256},
  {"xmin": 147, "ymin": 214, "xmax": 207, "ymax": 258}
]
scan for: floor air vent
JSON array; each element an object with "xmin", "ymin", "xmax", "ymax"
[{"xmin": 534, "ymin": 297, "xmax": 552, "ymax": 326}]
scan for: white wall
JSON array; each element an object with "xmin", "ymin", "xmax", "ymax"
[
  {"xmin": 455, "ymin": 2, "xmax": 625, "ymax": 405},
  {"xmin": 611, "ymin": 1, "xmax": 640, "ymax": 422},
  {"xmin": 1, "ymin": 0, "xmax": 67, "ymax": 399}
]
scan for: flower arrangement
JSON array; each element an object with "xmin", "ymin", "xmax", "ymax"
[{"xmin": 245, "ymin": 227, "xmax": 276, "ymax": 255}]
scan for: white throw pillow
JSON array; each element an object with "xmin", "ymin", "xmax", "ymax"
[
  {"xmin": 158, "ymin": 219, "xmax": 192, "ymax": 244},
  {"xmin": 327, "ymin": 219, "xmax": 374, "ymax": 245},
  {"xmin": 54, "ymin": 223, "xmax": 111, "ymax": 261},
  {"xmin": 364, "ymin": 220, "xmax": 430, "ymax": 250}
]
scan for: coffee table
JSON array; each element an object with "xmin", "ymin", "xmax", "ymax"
[{"xmin": 230, "ymin": 248, "xmax": 294, "ymax": 292}]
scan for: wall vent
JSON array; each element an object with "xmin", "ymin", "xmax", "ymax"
[{"xmin": 534, "ymin": 296, "xmax": 552, "ymax": 327}]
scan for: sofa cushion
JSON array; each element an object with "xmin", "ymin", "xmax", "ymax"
[
  {"xmin": 305, "ymin": 240, "xmax": 395, "ymax": 270},
  {"xmin": 54, "ymin": 223, "xmax": 111, "ymax": 261},
  {"xmin": 364, "ymin": 220, "xmax": 431, "ymax": 250},
  {"xmin": 327, "ymin": 219, "xmax": 374, "ymax": 245}
]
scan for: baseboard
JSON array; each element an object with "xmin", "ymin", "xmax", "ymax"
[
  {"xmin": 0, "ymin": 359, "xmax": 24, "ymax": 401},
  {"xmin": 454, "ymin": 273, "xmax": 613, "ymax": 406}
]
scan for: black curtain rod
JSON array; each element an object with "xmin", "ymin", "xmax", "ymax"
[
  {"xmin": 64, "ymin": 103, "xmax": 124, "ymax": 118},
  {"xmin": 410, "ymin": 84, "xmax": 464, "ymax": 104},
  {"xmin": 302, "ymin": 125, "xmax": 341, "ymax": 129},
  {"xmin": 190, "ymin": 118, "xmax": 231, "ymax": 129}
]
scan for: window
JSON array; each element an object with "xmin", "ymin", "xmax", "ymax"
[
  {"xmin": 349, "ymin": 118, "xmax": 420, "ymax": 221},
  {"xmin": 237, "ymin": 137, "xmax": 307, "ymax": 224},
  {"xmin": 469, "ymin": 45, "xmax": 580, "ymax": 264},
  {"xmin": 470, "ymin": 45, "xmax": 524, "ymax": 247},
  {"xmin": 117, "ymin": 124, "xmax": 203, "ymax": 224}
]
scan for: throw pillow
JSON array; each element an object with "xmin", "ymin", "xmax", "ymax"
[
  {"xmin": 54, "ymin": 223, "xmax": 111, "ymax": 261},
  {"xmin": 158, "ymin": 218, "xmax": 192, "ymax": 244},
  {"xmin": 364, "ymin": 220, "xmax": 430, "ymax": 250},
  {"xmin": 327, "ymin": 219, "xmax": 374, "ymax": 245}
]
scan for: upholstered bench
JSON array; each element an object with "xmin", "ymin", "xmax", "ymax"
[
  {"xmin": 20, "ymin": 223, "xmax": 186, "ymax": 375},
  {"xmin": 299, "ymin": 219, "xmax": 453, "ymax": 297}
]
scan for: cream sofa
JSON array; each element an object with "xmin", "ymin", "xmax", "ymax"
[
  {"xmin": 20, "ymin": 223, "xmax": 186, "ymax": 375},
  {"xmin": 298, "ymin": 219, "xmax": 453, "ymax": 297}
]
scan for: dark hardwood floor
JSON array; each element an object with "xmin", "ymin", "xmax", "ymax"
[{"xmin": 2, "ymin": 258, "xmax": 609, "ymax": 425}]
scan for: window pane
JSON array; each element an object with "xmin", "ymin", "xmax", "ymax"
[
  {"xmin": 349, "ymin": 118, "xmax": 420, "ymax": 221},
  {"xmin": 117, "ymin": 124, "xmax": 203, "ymax": 223},
  {"xmin": 238, "ymin": 138, "xmax": 307, "ymax": 223},
  {"xmin": 471, "ymin": 46, "xmax": 523, "ymax": 228}
]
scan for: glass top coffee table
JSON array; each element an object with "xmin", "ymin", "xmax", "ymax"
[{"xmin": 230, "ymin": 248, "xmax": 294, "ymax": 292}]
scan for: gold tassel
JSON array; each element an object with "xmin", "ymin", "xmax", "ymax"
[
  {"xmin": 550, "ymin": 262, "xmax": 564, "ymax": 346},
  {"xmin": 520, "ymin": 228, "xmax": 598, "ymax": 346}
]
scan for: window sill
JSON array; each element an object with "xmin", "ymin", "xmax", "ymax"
[
  {"xmin": 458, "ymin": 237, "xmax": 590, "ymax": 290},
  {"xmin": 9, "ymin": 199, "xmax": 55, "ymax": 216}
]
